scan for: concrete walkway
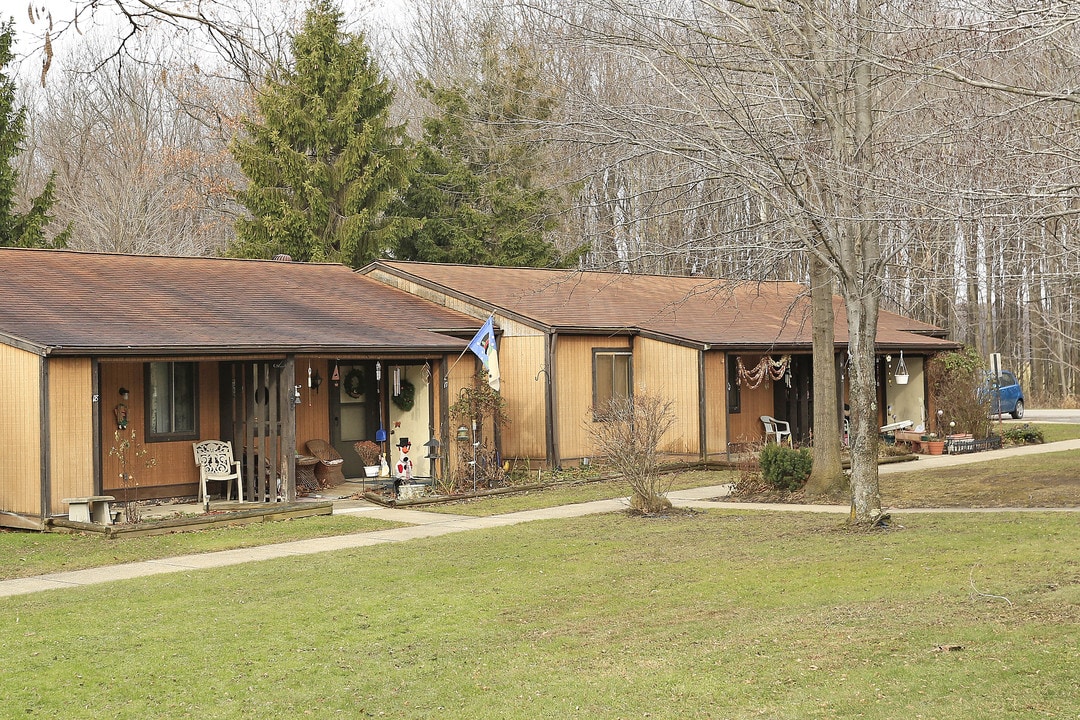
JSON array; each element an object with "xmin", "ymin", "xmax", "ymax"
[{"xmin": 3, "ymin": 439, "xmax": 1078, "ymax": 599}]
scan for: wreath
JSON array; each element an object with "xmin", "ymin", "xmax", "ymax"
[
  {"xmin": 392, "ymin": 378, "xmax": 415, "ymax": 411},
  {"xmin": 344, "ymin": 368, "xmax": 365, "ymax": 398}
]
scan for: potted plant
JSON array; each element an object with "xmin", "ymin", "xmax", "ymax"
[{"xmin": 354, "ymin": 440, "xmax": 382, "ymax": 477}]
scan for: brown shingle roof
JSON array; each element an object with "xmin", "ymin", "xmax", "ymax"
[
  {"xmin": 370, "ymin": 261, "xmax": 957, "ymax": 351},
  {"xmin": 0, "ymin": 249, "xmax": 478, "ymax": 355}
]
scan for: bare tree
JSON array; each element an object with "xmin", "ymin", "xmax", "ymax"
[{"xmin": 589, "ymin": 390, "xmax": 676, "ymax": 515}]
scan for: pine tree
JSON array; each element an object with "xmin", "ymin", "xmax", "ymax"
[
  {"xmin": 0, "ymin": 20, "xmax": 66, "ymax": 248},
  {"xmin": 392, "ymin": 38, "xmax": 571, "ymax": 267},
  {"xmin": 229, "ymin": 0, "xmax": 408, "ymax": 266}
]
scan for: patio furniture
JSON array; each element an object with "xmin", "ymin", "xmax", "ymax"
[
  {"xmin": 63, "ymin": 495, "xmax": 117, "ymax": 525},
  {"xmin": 306, "ymin": 439, "xmax": 346, "ymax": 486},
  {"xmin": 296, "ymin": 455, "xmax": 320, "ymax": 494},
  {"xmin": 760, "ymin": 416, "xmax": 792, "ymax": 446},
  {"xmin": 193, "ymin": 440, "xmax": 244, "ymax": 504}
]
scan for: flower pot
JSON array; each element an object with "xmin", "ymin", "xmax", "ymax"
[
  {"xmin": 925, "ymin": 440, "xmax": 945, "ymax": 455},
  {"xmin": 363, "ymin": 465, "xmax": 380, "ymax": 478},
  {"xmin": 895, "ymin": 373, "xmax": 909, "ymax": 385}
]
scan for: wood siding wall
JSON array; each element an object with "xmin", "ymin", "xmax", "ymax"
[
  {"xmin": 499, "ymin": 334, "xmax": 547, "ymax": 462},
  {"xmin": 704, "ymin": 352, "xmax": 728, "ymax": 459},
  {"xmin": 295, "ymin": 357, "xmax": 331, "ymax": 453},
  {"xmin": 47, "ymin": 358, "xmax": 95, "ymax": 514},
  {"xmin": 555, "ymin": 335, "xmax": 631, "ymax": 460},
  {"xmin": 636, "ymin": 337, "xmax": 700, "ymax": 456},
  {"xmin": 100, "ymin": 361, "xmax": 220, "ymax": 498},
  {"xmin": 727, "ymin": 354, "xmax": 776, "ymax": 446},
  {"xmin": 0, "ymin": 344, "xmax": 42, "ymax": 516}
]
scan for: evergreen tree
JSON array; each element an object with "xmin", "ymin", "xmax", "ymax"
[
  {"xmin": 392, "ymin": 39, "xmax": 571, "ymax": 267},
  {"xmin": 0, "ymin": 20, "xmax": 66, "ymax": 248},
  {"xmin": 229, "ymin": 0, "xmax": 408, "ymax": 266}
]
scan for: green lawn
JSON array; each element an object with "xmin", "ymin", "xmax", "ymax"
[
  {"xmin": 2, "ymin": 510, "xmax": 1077, "ymax": 718},
  {"xmin": 0, "ymin": 514, "xmax": 403, "ymax": 581}
]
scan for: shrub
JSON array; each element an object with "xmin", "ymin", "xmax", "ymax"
[
  {"xmin": 1002, "ymin": 423, "xmax": 1044, "ymax": 445},
  {"xmin": 588, "ymin": 390, "xmax": 676, "ymax": 514},
  {"xmin": 759, "ymin": 443, "xmax": 813, "ymax": 491},
  {"xmin": 926, "ymin": 347, "xmax": 993, "ymax": 439}
]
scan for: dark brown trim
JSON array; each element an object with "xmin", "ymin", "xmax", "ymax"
[
  {"xmin": 698, "ymin": 349, "xmax": 707, "ymax": 461},
  {"xmin": 92, "ymin": 359, "xmax": 102, "ymax": 495},
  {"xmin": 549, "ymin": 332, "xmax": 560, "ymax": 468},
  {"xmin": 39, "ymin": 356, "xmax": 49, "ymax": 519}
]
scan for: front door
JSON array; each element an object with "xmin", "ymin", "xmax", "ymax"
[
  {"xmin": 775, "ymin": 356, "xmax": 813, "ymax": 443},
  {"xmin": 331, "ymin": 362, "xmax": 381, "ymax": 478}
]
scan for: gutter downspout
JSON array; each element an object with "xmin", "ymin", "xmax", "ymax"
[
  {"xmin": 698, "ymin": 347, "xmax": 708, "ymax": 462},
  {"xmin": 546, "ymin": 332, "xmax": 558, "ymax": 469},
  {"xmin": 39, "ymin": 356, "xmax": 50, "ymax": 520},
  {"xmin": 92, "ymin": 359, "xmax": 102, "ymax": 495}
]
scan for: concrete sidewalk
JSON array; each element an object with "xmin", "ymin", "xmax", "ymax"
[{"xmin": 3, "ymin": 438, "xmax": 1077, "ymax": 599}]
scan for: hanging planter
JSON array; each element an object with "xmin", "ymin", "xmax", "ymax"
[{"xmin": 894, "ymin": 351, "xmax": 909, "ymax": 385}]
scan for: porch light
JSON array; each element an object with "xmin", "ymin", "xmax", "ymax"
[{"xmin": 119, "ymin": 387, "xmax": 129, "ymax": 400}]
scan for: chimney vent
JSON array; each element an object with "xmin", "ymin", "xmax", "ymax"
[{"xmin": 272, "ymin": 254, "xmax": 293, "ymax": 262}]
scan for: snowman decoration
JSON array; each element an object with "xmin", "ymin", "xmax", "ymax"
[{"xmin": 394, "ymin": 438, "xmax": 413, "ymax": 484}]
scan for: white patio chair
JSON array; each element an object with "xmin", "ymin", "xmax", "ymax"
[
  {"xmin": 760, "ymin": 415, "xmax": 793, "ymax": 446},
  {"xmin": 193, "ymin": 440, "xmax": 244, "ymax": 504}
]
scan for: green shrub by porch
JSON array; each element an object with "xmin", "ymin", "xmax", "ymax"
[{"xmin": 760, "ymin": 443, "xmax": 813, "ymax": 491}]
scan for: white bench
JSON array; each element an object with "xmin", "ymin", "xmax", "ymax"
[{"xmin": 63, "ymin": 495, "xmax": 117, "ymax": 525}]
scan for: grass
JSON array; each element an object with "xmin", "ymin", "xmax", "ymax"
[
  {"xmin": 1000, "ymin": 421, "xmax": 1080, "ymax": 443},
  {"xmin": 426, "ymin": 469, "xmax": 731, "ymax": 516},
  {"xmin": 0, "ymin": 514, "xmax": 404, "ymax": 581},
  {"xmin": 2, "ymin": 510, "xmax": 1077, "ymax": 718},
  {"xmin": 881, "ymin": 450, "xmax": 1080, "ymax": 508}
]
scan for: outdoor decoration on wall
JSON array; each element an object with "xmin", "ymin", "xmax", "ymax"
[
  {"xmin": 392, "ymin": 377, "xmax": 415, "ymax": 411},
  {"xmin": 736, "ymin": 355, "xmax": 791, "ymax": 389},
  {"xmin": 343, "ymin": 367, "xmax": 365, "ymax": 398}
]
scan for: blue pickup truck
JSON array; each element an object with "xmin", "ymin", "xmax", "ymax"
[{"xmin": 986, "ymin": 370, "xmax": 1025, "ymax": 419}]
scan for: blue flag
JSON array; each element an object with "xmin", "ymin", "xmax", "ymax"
[{"xmin": 467, "ymin": 315, "xmax": 501, "ymax": 391}]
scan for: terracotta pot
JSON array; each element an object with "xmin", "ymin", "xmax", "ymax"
[{"xmin": 926, "ymin": 441, "xmax": 945, "ymax": 455}]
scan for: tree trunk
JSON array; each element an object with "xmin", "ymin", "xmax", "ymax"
[{"xmin": 805, "ymin": 252, "xmax": 845, "ymax": 496}]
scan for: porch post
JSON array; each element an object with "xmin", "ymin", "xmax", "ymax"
[{"xmin": 282, "ymin": 355, "xmax": 297, "ymax": 501}]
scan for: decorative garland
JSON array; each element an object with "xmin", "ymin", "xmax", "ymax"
[
  {"xmin": 736, "ymin": 355, "xmax": 791, "ymax": 389},
  {"xmin": 343, "ymin": 368, "xmax": 365, "ymax": 398},
  {"xmin": 392, "ymin": 377, "xmax": 415, "ymax": 411}
]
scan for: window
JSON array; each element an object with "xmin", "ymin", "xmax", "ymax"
[
  {"xmin": 593, "ymin": 350, "xmax": 632, "ymax": 417},
  {"xmin": 727, "ymin": 355, "xmax": 741, "ymax": 414},
  {"xmin": 146, "ymin": 362, "xmax": 198, "ymax": 442}
]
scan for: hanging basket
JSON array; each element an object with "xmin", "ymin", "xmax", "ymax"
[{"xmin": 894, "ymin": 351, "xmax": 909, "ymax": 385}]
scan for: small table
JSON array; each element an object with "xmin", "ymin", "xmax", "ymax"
[{"xmin": 296, "ymin": 455, "xmax": 320, "ymax": 493}]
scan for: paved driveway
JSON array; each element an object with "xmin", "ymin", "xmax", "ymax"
[{"xmin": 1013, "ymin": 408, "xmax": 1080, "ymax": 424}]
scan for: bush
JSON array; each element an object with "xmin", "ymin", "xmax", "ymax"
[
  {"xmin": 926, "ymin": 347, "xmax": 993, "ymax": 439},
  {"xmin": 1002, "ymin": 423, "xmax": 1044, "ymax": 445},
  {"xmin": 759, "ymin": 443, "xmax": 813, "ymax": 491}
]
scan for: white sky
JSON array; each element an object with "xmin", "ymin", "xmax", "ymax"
[{"xmin": 1, "ymin": 0, "xmax": 409, "ymax": 71}]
